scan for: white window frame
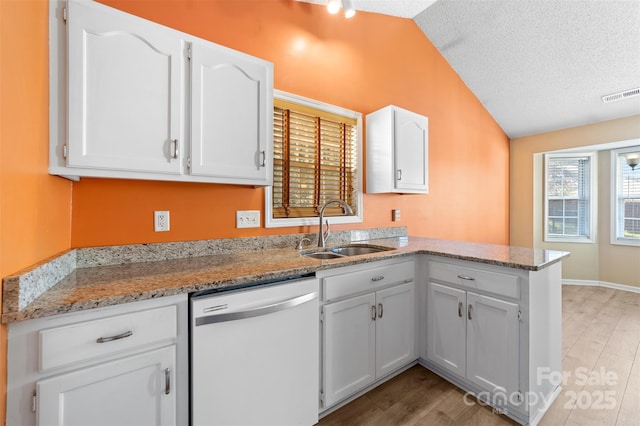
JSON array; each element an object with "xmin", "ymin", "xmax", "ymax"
[
  {"xmin": 610, "ymin": 146, "xmax": 640, "ymax": 247},
  {"xmin": 543, "ymin": 152, "xmax": 596, "ymax": 243},
  {"xmin": 265, "ymin": 90, "xmax": 363, "ymax": 228}
]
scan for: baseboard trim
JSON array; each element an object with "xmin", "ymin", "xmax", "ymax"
[{"xmin": 563, "ymin": 279, "xmax": 640, "ymax": 294}]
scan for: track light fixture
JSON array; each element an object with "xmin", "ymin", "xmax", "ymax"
[
  {"xmin": 343, "ymin": 0, "xmax": 356, "ymax": 18},
  {"xmin": 326, "ymin": 0, "xmax": 356, "ymax": 18},
  {"xmin": 327, "ymin": 0, "xmax": 341, "ymax": 14}
]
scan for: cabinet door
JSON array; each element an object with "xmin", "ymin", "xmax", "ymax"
[
  {"xmin": 426, "ymin": 282, "xmax": 466, "ymax": 378},
  {"xmin": 322, "ymin": 293, "xmax": 376, "ymax": 408},
  {"xmin": 375, "ymin": 282, "xmax": 416, "ymax": 377},
  {"xmin": 466, "ymin": 292, "xmax": 519, "ymax": 397},
  {"xmin": 67, "ymin": 0, "xmax": 183, "ymax": 174},
  {"xmin": 190, "ymin": 42, "xmax": 273, "ymax": 185},
  {"xmin": 37, "ymin": 346, "xmax": 176, "ymax": 426},
  {"xmin": 393, "ymin": 108, "xmax": 428, "ymax": 192}
]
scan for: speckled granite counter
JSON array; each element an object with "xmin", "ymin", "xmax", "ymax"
[{"xmin": 2, "ymin": 232, "xmax": 569, "ymax": 323}]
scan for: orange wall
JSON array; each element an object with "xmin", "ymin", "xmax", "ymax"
[
  {"xmin": 0, "ymin": 0, "xmax": 73, "ymax": 421},
  {"xmin": 71, "ymin": 0, "xmax": 510, "ymax": 248},
  {"xmin": 0, "ymin": 1, "xmax": 509, "ymax": 420}
]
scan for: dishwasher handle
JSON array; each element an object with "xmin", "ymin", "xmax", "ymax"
[{"xmin": 195, "ymin": 291, "xmax": 317, "ymax": 326}]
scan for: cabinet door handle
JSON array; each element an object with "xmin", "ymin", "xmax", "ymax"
[
  {"xmin": 164, "ymin": 368, "xmax": 171, "ymax": 395},
  {"xmin": 458, "ymin": 301, "xmax": 463, "ymax": 318},
  {"xmin": 259, "ymin": 150, "xmax": 266, "ymax": 167},
  {"xmin": 458, "ymin": 275, "xmax": 475, "ymax": 281},
  {"xmin": 371, "ymin": 275, "xmax": 384, "ymax": 282},
  {"xmin": 96, "ymin": 330, "xmax": 133, "ymax": 344},
  {"xmin": 468, "ymin": 304, "xmax": 473, "ymax": 320},
  {"xmin": 371, "ymin": 305, "xmax": 377, "ymax": 321},
  {"xmin": 397, "ymin": 169, "xmax": 402, "ymax": 181},
  {"xmin": 378, "ymin": 303, "xmax": 384, "ymax": 319},
  {"xmin": 171, "ymin": 139, "xmax": 179, "ymax": 159}
]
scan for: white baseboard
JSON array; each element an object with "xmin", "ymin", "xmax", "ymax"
[{"xmin": 563, "ymin": 279, "xmax": 640, "ymax": 294}]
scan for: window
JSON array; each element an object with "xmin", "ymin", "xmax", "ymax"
[
  {"xmin": 265, "ymin": 91, "xmax": 363, "ymax": 228},
  {"xmin": 544, "ymin": 153, "xmax": 595, "ymax": 242},
  {"xmin": 611, "ymin": 147, "xmax": 640, "ymax": 246}
]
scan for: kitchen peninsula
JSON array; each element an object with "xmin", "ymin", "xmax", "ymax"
[{"xmin": 3, "ymin": 229, "xmax": 568, "ymax": 426}]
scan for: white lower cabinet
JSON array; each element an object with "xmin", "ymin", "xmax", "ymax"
[
  {"xmin": 37, "ymin": 346, "xmax": 175, "ymax": 426},
  {"xmin": 320, "ymin": 259, "xmax": 417, "ymax": 409},
  {"xmin": 322, "ymin": 293, "xmax": 376, "ymax": 407},
  {"xmin": 5, "ymin": 294, "xmax": 188, "ymax": 426},
  {"xmin": 422, "ymin": 257, "xmax": 563, "ymax": 425},
  {"xmin": 427, "ymin": 281, "xmax": 519, "ymax": 398}
]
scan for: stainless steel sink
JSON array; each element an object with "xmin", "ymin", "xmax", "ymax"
[
  {"xmin": 330, "ymin": 245, "xmax": 391, "ymax": 256},
  {"xmin": 303, "ymin": 244, "xmax": 393, "ymax": 259},
  {"xmin": 304, "ymin": 252, "xmax": 344, "ymax": 260}
]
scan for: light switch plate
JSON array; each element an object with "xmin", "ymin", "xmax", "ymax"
[
  {"xmin": 392, "ymin": 209, "xmax": 401, "ymax": 222},
  {"xmin": 236, "ymin": 210, "xmax": 260, "ymax": 228}
]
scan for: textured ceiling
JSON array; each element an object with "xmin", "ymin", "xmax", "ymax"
[{"xmin": 298, "ymin": 0, "xmax": 640, "ymax": 138}]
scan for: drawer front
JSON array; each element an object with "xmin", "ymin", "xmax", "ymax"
[
  {"xmin": 323, "ymin": 260, "xmax": 414, "ymax": 301},
  {"xmin": 39, "ymin": 305, "xmax": 177, "ymax": 372},
  {"xmin": 428, "ymin": 261, "xmax": 519, "ymax": 299}
]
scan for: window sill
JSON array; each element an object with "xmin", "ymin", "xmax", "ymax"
[
  {"xmin": 266, "ymin": 213, "xmax": 363, "ymax": 229},
  {"xmin": 544, "ymin": 237, "xmax": 595, "ymax": 244},
  {"xmin": 609, "ymin": 238, "xmax": 640, "ymax": 247}
]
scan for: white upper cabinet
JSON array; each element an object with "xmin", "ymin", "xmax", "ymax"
[
  {"xmin": 366, "ymin": 105, "xmax": 429, "ymax": 193},
  {"xmin": 66, "ymin": 0, "xmax": 183, "ymax": 175},
  {"xmin": 54, "ymin": 0, "xmax": 273, "ymax": 186},
  {"xmin": 190, "ymin": 41, "xmax": 273, "ymax": 185}
]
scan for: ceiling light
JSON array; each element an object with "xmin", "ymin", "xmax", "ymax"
[
  {"xmin": 343, "ymin": 0, "xmax": 356, "ymax": 18},
  {"xmin": 327, "ymin": 0, "xmax": 341, "ymax": 14},
  {"xmin": 626, "ymin": 153, "xmax": 639, "ymax": 170}
]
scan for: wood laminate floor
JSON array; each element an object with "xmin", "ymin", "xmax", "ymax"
[{"xmin": 319, "ymin": 285, "xmax": 640, "ymax": 426}]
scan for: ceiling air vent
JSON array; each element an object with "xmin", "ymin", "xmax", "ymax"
[{"xmin": 602, "ymin": 87, "xmax": 640, "ymax": 104}]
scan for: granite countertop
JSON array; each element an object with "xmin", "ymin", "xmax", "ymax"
[{"xmin": 1, "ymin": 234, "xmax": 569, "ymax": 324}]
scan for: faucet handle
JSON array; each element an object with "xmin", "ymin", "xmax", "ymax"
[{"xmin": 323, "ymin": 220, "xmax": 330, "ymax": 242}]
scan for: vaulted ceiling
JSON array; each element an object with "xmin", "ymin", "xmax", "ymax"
[{"xmin": 300, "ymin": 0, "xmax": 640, "ymax": 138}]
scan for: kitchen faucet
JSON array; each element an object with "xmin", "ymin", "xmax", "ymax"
[{"xmin": 317, "ymin": 200, "xmax": 353, "ymax": 247}]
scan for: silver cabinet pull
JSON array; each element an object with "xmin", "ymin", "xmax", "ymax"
[
  {"xmin": 371, "ymin": 305, "xmax": 377, "ymax": 321},
  {"xmin": 371, "ymin": 276, "xmax": 384, "ymax": 282},
  {"xmin": 468, "ymin": 304, "xmax": 473, "ymax": 320},
  {"xmin": 458, "ymin": 301, "xmax": 463, "ymax": 318},
  {"xmin": 96, "ymin": 330, "xmax": 133, "ymax": 344},
  {"xmin": 259, "ymin": 150, "xmax": 266, "ymax": 167},
  {"xmin": 458, "ymin": 275, "xmax": 475, "ymax": 281},
  {"xmin": 377, "ymin": 303, "xmax": 383, "ymax": 319},
  {"xmin": 171, "ymin": 139, "xmax": 179, "ymax": 159},
  {"xmin": 164, "ymin": 368, "xmax": 171, "ymax": 395},
  {"xmin": 397, "ymin": 169, "xmax": 402, "ymax": 181}
]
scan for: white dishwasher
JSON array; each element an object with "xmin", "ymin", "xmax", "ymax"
[{"xmin": 190, "ymin": 275, "xmax": 319, "ymax": 426}]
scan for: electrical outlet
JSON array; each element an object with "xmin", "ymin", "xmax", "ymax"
[
  {"xmin": 236, "ymin": 210, "xmax": 260, "ymax": 228},
  {"xmin": 154, "ymin": 211, "xmax": 170, "ymax": 232},
  {"xmin": 392, "ymin": 209, "xmax": 401, "ymax": 222}
]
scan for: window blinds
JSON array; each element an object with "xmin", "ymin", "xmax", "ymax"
[
  {"xmin": 272, "ymin": 100, "xmax": 357, "ymax": 219},
  {"xmin": 546, "ymin": 156, "xmax": 591, "ymax": 238},
  {"xmin": 617, "ymin": 153, "xmax": 640, "ymax": 239}
]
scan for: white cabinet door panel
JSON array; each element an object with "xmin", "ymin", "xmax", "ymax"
[
  {"xmin": 67, "ymin": 0, "xmax": 182, "ymax": 174},
  {"xmin": 323, "ymin": 293, "xmax": 376, "ymax": 408},
  {"xmin": 191, "ymin": 42, "xmax": 272, "ymax": 184},
  {"xmin": 394, "ymin": 108, "xmax": 428, "ymax": 192},
  {"xmin": 466, "ymin": 291, "xmax": 519, "ymax": 396},
  {"xmin": 37, "ymin": 345, "xmax": 175, "ymax": 426},
  {"xmin": 375, "ymin": 283, "xmax": 416, "ymax": 377},
  {"xmin": 427, "ymin": 281, "xmax": 466, "ymax": 378}
]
